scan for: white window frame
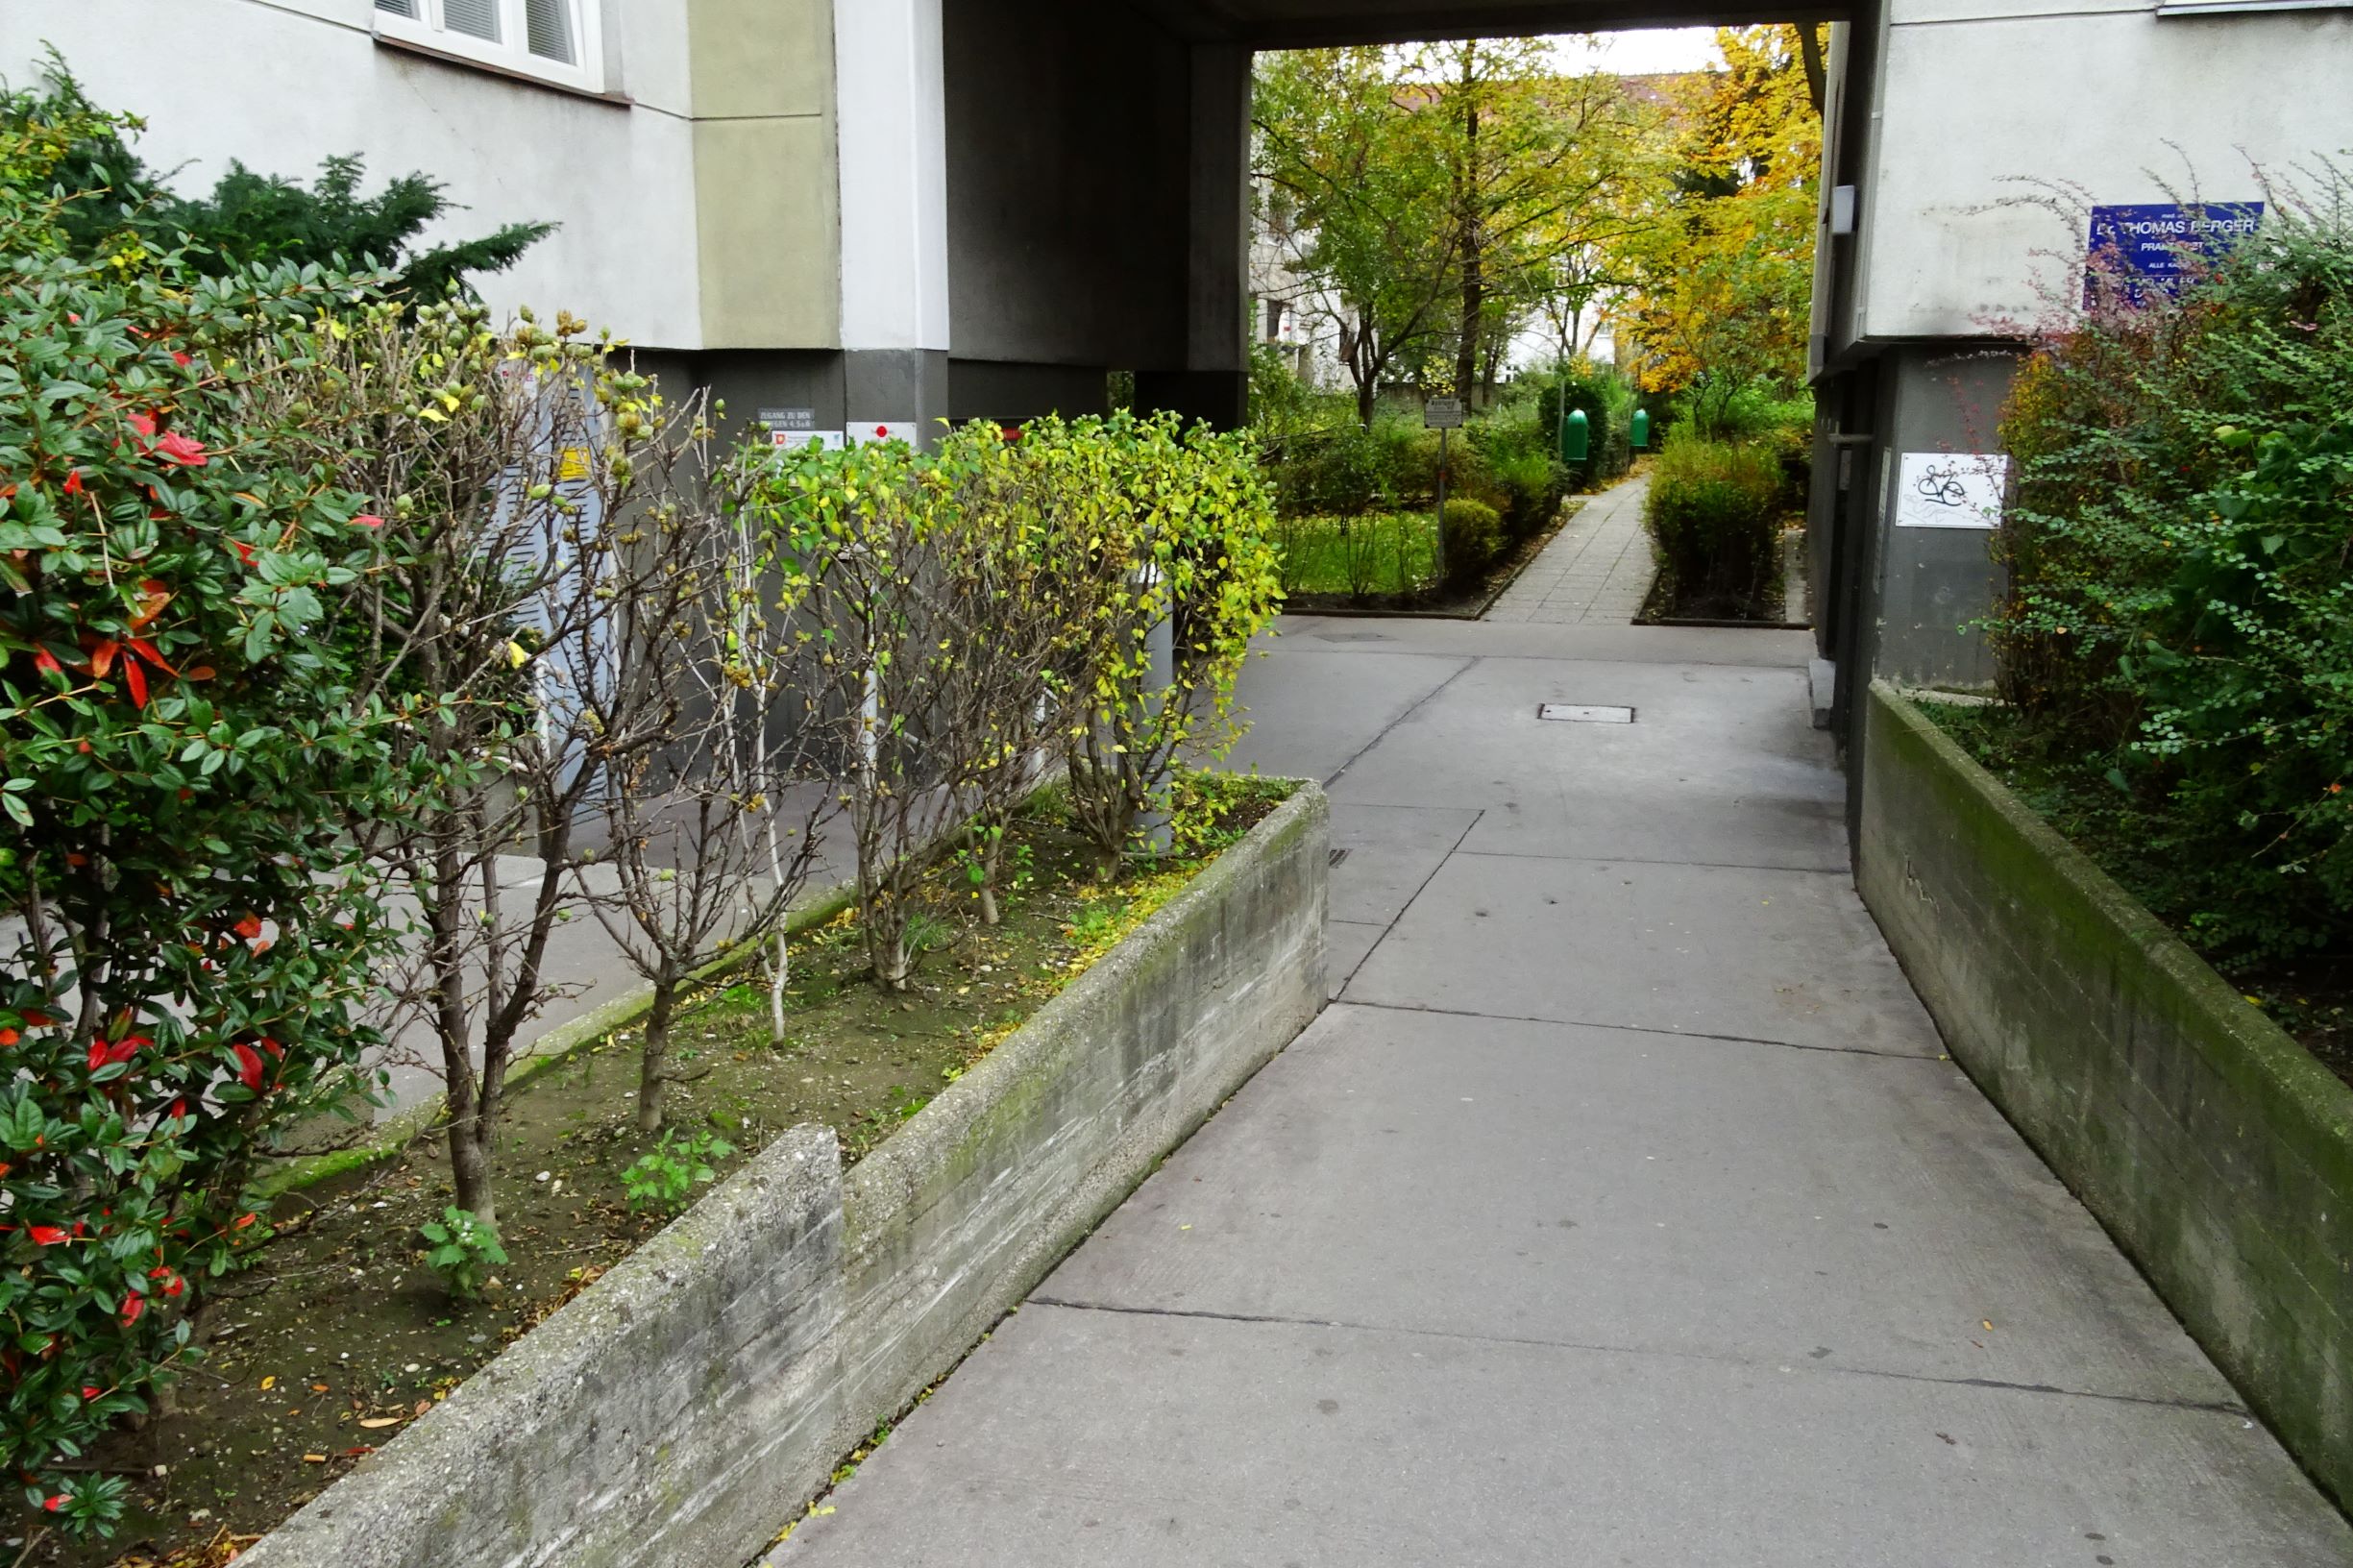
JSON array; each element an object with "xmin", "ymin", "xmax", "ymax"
[{"xmin": 373, "ymin": 0, "xmax": 610, "ymax": 98}]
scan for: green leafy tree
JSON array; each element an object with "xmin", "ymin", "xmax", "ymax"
[
  {"xmin": 1257, "ymin": 42, "xmax": 1661, "ymax": 420},
  {"xmin": 1256, "ymin": 47, "xmax": 1460, "ymax": 426},
  {"xmin": 5, "ymin": 57, "xmax": 551, "ymax": 301},
  {"xmin": 1414, "ymin": 38, "xmax": 1662, "ymax": 407}
]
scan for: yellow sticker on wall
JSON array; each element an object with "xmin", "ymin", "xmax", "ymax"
[{"xmin": 556, "ymin": 447, "xmax": 591, "ymax": 482}]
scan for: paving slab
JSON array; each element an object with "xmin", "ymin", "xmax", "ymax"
[
  {"xmin": 1262, "ymin": 615, "xmax": 1817, "ymax": 670},
  {"xmin": 1323, "ymin": 656, "xmax": 1846, "ymax": 870},
  {"xmin": 754, "ymin": 616, "xmax": 2350, "ymax": 1562},
  {"xmin": 1042, "ymin": 1003, "xmax": 2237, "ymax": 1406},
  {"xmin": 1323, "ymin": 920, "xmax": 1386, "ymax": 999},
  {"xmin": 1344, "ymin": 853, "xmax": 1941, "ymax": 1054},
  {"xmin": 776, "ymin": 1303, "xmax": 2351, "ymax": 1568},
  {"xmin": 1327, "ymin": 802, "xmax": 1483, "ymax": 924},
  {"xmin": 1227, "ymin": 646, "xmax": 1468, "ymax": 783}
]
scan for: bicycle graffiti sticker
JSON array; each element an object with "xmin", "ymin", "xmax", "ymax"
[{"xmin": 1895, "ymin": 452, "xmax": 2009, "ymax": 530}]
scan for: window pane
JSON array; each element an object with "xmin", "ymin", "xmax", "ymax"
[
  {"xmin": 526, "ymin": 0, "xmax": 576, "ymax": 62},
  {"xmin": 440, "ymin": 0, "xmax": 500, "ymax": 41},
  {"xmin": 375, "ymin": 0, "xmax": 420, "ymax": 15}
]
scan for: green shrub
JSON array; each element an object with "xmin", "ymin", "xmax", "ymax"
[
  {"xmin": 1642, "ymin": 436, "xmax": 1786, "ymax": 617},
  {"xmin": 419, "ymin": 1207, "xmax": 509, "ymax": 1303},
  {"xmin": 1466, "ymin": 389, "xmax": 1573, "ymax": 536},
  {"xmin": 9, "ymin": 60, "xmax": 550, "ymax": 303},
  {"xmin": 622, "ymin": 1131, "xmax": 735, "ymax": 1216},
  {"xmin": 1992, "ymin": 180, "xmax": 2353, "ymax": 964},
  {"xmin": 1440, "ymin": 499, "xmax": 1505, "ymax": 589},
  {"xmin": 0, "ymin": 94, "xmax": 403, "ymax": 1532}
]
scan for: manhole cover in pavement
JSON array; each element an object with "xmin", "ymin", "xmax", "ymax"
[{"xmin": 1538, "ymin": 703, "xmax": 1636, "ymax": 723}]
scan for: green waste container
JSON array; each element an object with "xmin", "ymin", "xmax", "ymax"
[{"xmin": 1559, "ymin": 407, "xmax": 1590, "ymax": 464}]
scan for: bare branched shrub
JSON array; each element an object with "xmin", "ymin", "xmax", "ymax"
[
  {"xmin": 252, "ymin": 301, "xmax": 729, "ymax": 1219},
  {"xmin": 590, "ymin": 457, "xmax": 835, "ymax": 1133}
]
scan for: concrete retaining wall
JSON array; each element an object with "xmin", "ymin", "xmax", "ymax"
[
  {"xmin": 1856, "ymin": 683, "xmax": 2353, "ymax": 1510},
  {"xmin": 242, "ymin": 785, "xmax": 1329, "ymax": 1568}
]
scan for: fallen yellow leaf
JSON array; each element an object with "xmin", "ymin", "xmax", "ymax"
[
  {"xmin": 301, "ymin": 1454, "xmax": 328, "ymax": 1464},
  {"xmin": 259, "ymin": 1376, "xmax": 275, "ymax": 1391},
  {"xmin": 358, "ymin": 1417, "xmax": 404, "ymax": 1430}
]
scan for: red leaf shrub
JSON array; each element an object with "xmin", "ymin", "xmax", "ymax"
[{"xmin": 0, "ymin": 90, "xmax": 404, "ymax": 1535}]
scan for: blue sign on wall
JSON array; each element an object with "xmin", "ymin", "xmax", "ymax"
[{"xmin": 2088, "ymin": 202, "xmax": 2264, "ymax": 300}]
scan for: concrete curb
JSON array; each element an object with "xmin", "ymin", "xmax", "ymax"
[
  {"xmin": 1856, "ymin": 682, "xmax": 2353, "ymax": 1512},
  {"xmin": 236, "ymin": 784, "xmax": 1330, "ymax": 1568}
]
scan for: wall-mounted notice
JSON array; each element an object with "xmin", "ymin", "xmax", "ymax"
[
  {"xmin": 1896, "ymin": 453, "xmax": 2009, "ymax": 530},
  {"xmin": 757, "ymin": 407, "xmax": 843, "ymax": 452},
  {"xmin": 2088, "ymin": 203, "xmax": 2263, "ymax": 300},
  {"xmin": 849, "ymin": 420, "xmax": 919, "ymax": 447}
]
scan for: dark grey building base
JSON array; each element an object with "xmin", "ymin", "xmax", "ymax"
[{"xmin": 1136, "ymin": 367, "xmax": 1246, "ymax": 429}]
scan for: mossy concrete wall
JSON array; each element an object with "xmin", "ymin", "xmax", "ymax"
[
  {"xmin": 239, "ymin": 785, "xmax": 1328, "ymax": 1568},
  {"xmin": 1856, "ymin": 682, "xmax": 2353, "ymax": 1510}
]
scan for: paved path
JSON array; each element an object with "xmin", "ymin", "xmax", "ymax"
[
  {"xmin": 772, "ymin": 617, "xmax": 2352, "ymax": 1565},
  {"xmin": 1485, "ymin": 470, "xmax": 1655, "ymax": 624}
]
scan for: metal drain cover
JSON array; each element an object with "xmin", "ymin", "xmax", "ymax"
[{"xmin": 1539, "ymin": 703, "xmax": 1635, "ymax": 723}]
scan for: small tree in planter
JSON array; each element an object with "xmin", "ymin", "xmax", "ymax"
[
  {"xmin": 0, "ymin": 103, "xmax": 404, "ymax": 1533},
  {"xmin": 254, "ymin": 302, "xmax": 724, "ymax": 1220},
  {"xmin": 1061, "ymin": 417, "xmax": 1285, "ymax": 876},
  {"xmin": 756, "ymin": 438, "xmax": 960, "ymax": 992},
  {"xmin": 591, "ymin": 457, "xmax": 839, "ymax": 1132},
  {"xmin": 922, "ymin": 420, "xmax": 1098, "ymax": 926}
]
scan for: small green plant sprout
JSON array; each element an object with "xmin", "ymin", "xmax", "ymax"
[
  {"xmin": 623, "ymin": 1129, "xmax": 736, "ymax": 1214},
  {"xmin": 901, "ymin": 911, "xmax": 954, "ymax": 962},
  {"xmin": 419, "ymin": 1207, "xmax": 508, "ymax": 1303}
]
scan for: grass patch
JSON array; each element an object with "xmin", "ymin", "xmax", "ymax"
[{"xmin": 1274, "ymin": 510, "xmax": 1437, "ymax": 599}]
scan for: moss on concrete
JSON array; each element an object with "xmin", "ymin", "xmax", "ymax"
[{"xmin": 1860, "ymin": 680, "xmax": 2353, "ymax": 1513}]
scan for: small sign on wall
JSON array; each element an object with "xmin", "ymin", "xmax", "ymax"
[
  {"xmin": 1896, "ymin": 453, "xmax": 2009, "ymax": 530},
  {"xmin": 756, "ymin": 407, "xmax": 843, "ymax": 453},
  {"xmin": 849, "ymin": 420, "xmax": 919, "ymax": 447},
  {"xmin": 2088, "ymin": 202, "xmax": 2263, "ymax": 301}
]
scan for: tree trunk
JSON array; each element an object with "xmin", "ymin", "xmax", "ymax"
[
  {"xmin": 1798, "ymin": 25, "xmax": 1827, "ymax": 117},
  {"xmin": 1350, "ymin": 314, "xmax": 1379, "ymax": 427},
  {"xmin": 1453, "ymin": 47, "xmax": 1483, "ymax": 405},
  {"xmin": 768, "ymin": 929, "xmax": 790, "ymax": 1043},
  {"xmin": 447, "ymin": 1087, "xmax": 496, "ymax": 1227},
  {"xmin": 430, "ymin": 829, "xmax": 497, "ymax": 1226},
  {"xmin": 637, "ymin": 965, "xmax": 677, "ymax": 1134}
]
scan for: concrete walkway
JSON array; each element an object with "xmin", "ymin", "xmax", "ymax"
[
  {"xmin": 1485, "ymin": 470, "xmax": 1655, "ymax": 624},
  {"xmin": 772, "ymin": 617, "xmax": 2352, "ymax": 1565}
]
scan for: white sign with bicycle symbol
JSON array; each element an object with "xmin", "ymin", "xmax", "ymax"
[{"xmin": 1897, "ymin": 452, "xmax": 2009, "ymax": 530}]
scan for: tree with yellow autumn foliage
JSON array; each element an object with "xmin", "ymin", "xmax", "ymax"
[{"xmin": 1607, "ymin": 26, "xmax": 1825, "ymax": 433}]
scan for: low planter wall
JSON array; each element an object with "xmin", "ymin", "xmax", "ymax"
[
  {"xmin": 241, "ymin": 784, "xmax": 1330, "ymax": 1568},
  {"xmin": 1856, "ymin": 682, "xmax": 2353, "ymax": 1510}
]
